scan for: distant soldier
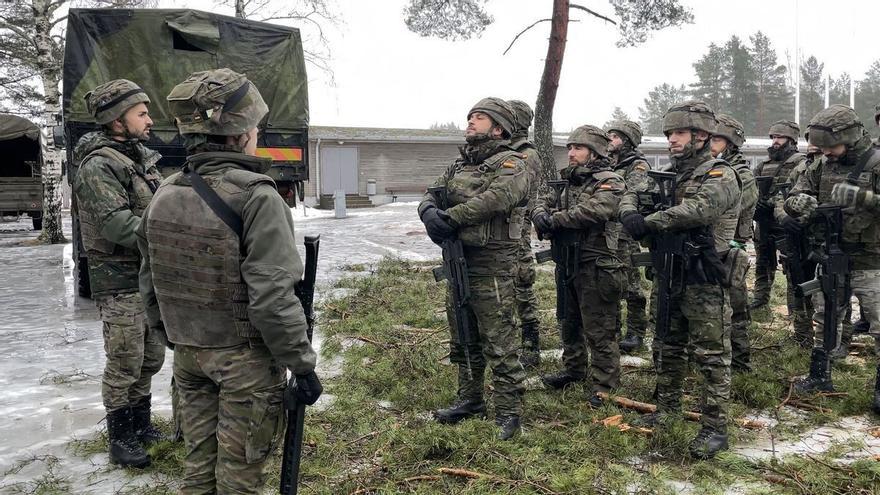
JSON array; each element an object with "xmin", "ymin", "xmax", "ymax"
[
  {"xmin": 782, "ymin": 105, "xmax": 880, "ymax": 415},
  {"xmin": 138, "ymin": 69, "xmax": 321, "ymax": 493},
  {"xmin": 710, "ymin": 114, "xmax": 757, "ymax": 373},
  {"xmin": 507, "ymin": 99, "xmax": 543, "ymax": 368},
  {"xmin": 620, "ymin": 101, "xmax": 740, "ymax": 459},
  {"xmin": 533, "ymin": 125, "xmax": 626, "ymax": 407},
  {"xmin": 419, "ymin": 97, "xmax": 530, "ymax": 440},
  {"xmin": 605, "ymin": 120, "xmax": 650, "ymax": 354},
  {"xmin": 752, "ymin": 120, "xmax": 807, "ymax": 314},
  {"xmin": 72, "ymin": 79, "xmax": 166, "ymax": 468}
]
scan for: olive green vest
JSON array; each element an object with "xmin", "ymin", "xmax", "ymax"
[
  {"xmin": 757, "ymin": 152, "xmax": 805, "ymax": 187},
  {"xmin": 674, "ymin": 158, "xmax": 741, "ymax": 253},
  {"xmin": 567, "ymin": 168, "xmax": 624, "ymax": 259},
  {"xmin": 145, "ymin": 161, "xmax": 274, "ymax": 348}
]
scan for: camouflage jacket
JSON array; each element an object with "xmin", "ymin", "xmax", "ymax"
[
  {"xmin": 418, "ymin": 139, "xmax": 530, "ymax": 277},
  {"xmin": 723, "ymin": 150, "xmax": 758, "ymax": 244},
  {"xmin": 533, "ymin": 160, "xmax": 625, "ymax": 261},
  {"xmin": 72, "ymin": 131, "xmax": 161, "ymax": 297},
  {"xmin": 137, "ymin": 151, "xmax": 316, "ymax": 373},
  {"xmin": 611, "ymin": 149, "xmax": 651, "ymax": 243}
]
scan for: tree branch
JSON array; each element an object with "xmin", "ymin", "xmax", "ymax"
[
  {"xmin": 0, "ymin": 17, "xmax": 36, "ymax": 43},
  {"xmin": 503, "ymin": 18, "xmax": 550, "ymax": 56},
  {"xmin": 570, "ymin": 4, "xmax": 617, "ymax": 25},
  {"xmin": 49, "ymin": 14, "xmax": 67, "ymax": 28}
]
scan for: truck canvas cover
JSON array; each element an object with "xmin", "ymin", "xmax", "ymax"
[
  {"xmin": 62, "ymin": 8, "xmax": 309, "ymax": 136},
  {"xmin": 0, "ymin": 114, "xmax": 40, "ymax": 142}
]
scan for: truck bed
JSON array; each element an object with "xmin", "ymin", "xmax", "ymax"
[{"xmin": 0, "ymin": 177, "xmax": 42, "ymax": 213}]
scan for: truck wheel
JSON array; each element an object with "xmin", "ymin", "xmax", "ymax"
[
  {"xmin": 75, "ymin": 257, "xmax": 91, "ymax": 298},
  {"xmin": 32, "ymin": 216, "xmax": 42, "ymax": 231}
]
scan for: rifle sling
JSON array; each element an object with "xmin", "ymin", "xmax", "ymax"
[
  {"xmin": 846, "ymin": 147, "xmax": 878, "ymax": 184},
  {"xmin": 184, "ymin": 168, "xmax": 245, "ymax": 240}
]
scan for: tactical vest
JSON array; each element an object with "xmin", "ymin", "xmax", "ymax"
[
  {"xmin": 730, "ymin": 159, "xmax": 757, "ymax": 242},
  {"xmin": 566, "ymin": 169, "xmax": 624, "ymax": 257},
  {"xmin": 758, "ymin": 152, "xmax": 805, "ymax": 188},
  {"xmin": 674, "ymin": 158, "xmax": 741, "ymax": 253},
  {"xmin": 614, "ymin": 152, "xmax": 650, "ymax": 180},
  {"xmin": 447, "ymin": 149, "xmax": 527, "ymax": 247},
  {"xmin": 817, "ymin": 150, "xmax": 880, "ymax": 257},
  {"xmin": 145, "ymin": 163, "xmax": 274, "ymax": 348}
]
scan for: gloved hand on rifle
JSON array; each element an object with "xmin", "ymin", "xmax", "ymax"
[
  {"xmin": 532, "ymin": 211, "xmax": 554, "ymax": 235},
  {"xmin": 831, "ymin": 182, "xmax": 875, "ymax": 209},
  {"xmin": 621, "ymin": 212, "xmax": 650, "ymax": 240},
  {"xmin": 289, "ymin": 370, "xmax": 323, "ymax": 406},
  {"xmin": 780, "ymin": 215, "xmax": 805, "ymax": 235},
  {"xmin": 753, "ymin": 198, "xmax": 775, "ymax": 219},
  {"xmin": 420, "ymin": 206, "xmax": 456, "ymax": 244},
  {"xmin": 783, "ymin": 193, "xmax": 818, "ymax": 219}
]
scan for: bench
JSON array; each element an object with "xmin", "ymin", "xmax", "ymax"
[{"xmin": 384, "ymin": 185, "xmax": 426, "ymax": 203}]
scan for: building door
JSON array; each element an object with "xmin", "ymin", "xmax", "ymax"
[{"xmin": 320, "ymin": 146, "xmax": 358, "ymax": 195}]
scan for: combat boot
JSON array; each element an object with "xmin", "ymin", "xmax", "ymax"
[
  {"xmin": 106, "ymin": 408, "xmax": 150, "ymax": 468},
  {"xmin": 433, "ymin": 399, "xmax": 487, "ymax": 424},
  {"xmin": 131, "ymin": 395, "xmax": 165, "ymax": 445},
  {"xmin": 619, "ymin": 334, "xmax": 644, "ymax": 355},
  {"xmin": 520, "ymin": 322, "xmax": 541, "ymax": 369},
  {"xmin": 853, "ymin": 315, "xmax": 870, "ymax": 334},
  {"xmin": 794, "ymin": 348, "xmax": 834, "ymax": 394},
  {"xmin": 748, "ymin": 296, "xmax": 769, "ymax": 311},
  {"xmin": 873, "ymin": 365, "xmax": 880, "ymax": 415},
  {"xmin": 541, "ymin": 371, "xmax": 584, "ymax": 390},
  {"xmin": 495, "ymin": 415, "xmax": 521, "ymax": 441},
  {"xmin": 829, "ymin": 334, "xmax": 852, "ymax": 361},
  {"xmin": 688, "ymin": 426, "xmax": 729, "ymax": 459}
]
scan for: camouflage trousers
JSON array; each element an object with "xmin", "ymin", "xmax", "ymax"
[
  {"xmin": 811, "ymin": 269, "xmax": 880, "ymax": 356},
  {"xmin": 753, "ymin": 238, "xmax": 777, "ymax": 305},
  {"xmin": 785, "ymin": 268, "xmax": 815, "ymax": 347},
  {"xmin": 514, "ymin": 230, "xmax": 540, "ymax": 327},
  {"xmin": 559, "ymin": 258, "xmax": 625, "ymax": 394},
  {"xmin": 729, "ymin": 248, "xmax": 751, "ymax": 370},
  {"xmin": 447, "ymin": 275, "xmax": 525, "ymax": 417},
  {"xmin": 655, "ymin": 283, "xmax": 732, "ymax": 431},
  {"xmin": 174, "ymin": 343, "xmax": 286, "ymax": 495},
  {"xmin": 94, "ymin": 292, "xmax": 165, "ymax": 412},
  {"xmin": 618, "ymin": 240, "xmax": 647, "ymax": 338}
]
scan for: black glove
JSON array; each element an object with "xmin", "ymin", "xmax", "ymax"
[
  {"xmin": 533, "ymin": 212, "xmax": 554, "ymax": 234},
  {"xmin": 780, "ymin": 215, "xmax": 804, "ymax": 235},
  {"xmin": 621, "ymin": 212, "xmax": 649, "ymax": 240},
  {"xmin": 421, "ymin": 207, "xmax": 455, "ymax": 244},
  {"xmin": 291, "ymin": 370, "xmax": 323, "ymax": 406},
  {"xmin": 753, "ymin": 199, "xmax": 774, "ymax": 220}
]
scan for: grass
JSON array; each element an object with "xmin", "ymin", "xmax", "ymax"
[{"xmin": 58, "ymin": 257, "xmax": 880, "ymax": 494}]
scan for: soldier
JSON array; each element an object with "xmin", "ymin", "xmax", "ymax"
[
  {"xmin": 605, "ymin": 120, "xmax": 651, "ymax": 354},
  {"xmin": 72, "ymin": 79, "xmax": 166, "ymax": 468},
  {"xmin": 137, "ymin": 68, "xmax": 321, "ymax": 492},
  {"xmin": 752, "ymin": 121, "xmax": 807, "ymax": 312},
  {"xmin": 781, "ymin": 105, "xmax": 880, "ymax": 414},
  {"xmin": 507, "ymin": 99, "xmax": 543, "ymax": 368},
  {"xmin": 532, "ymin": 125, "xmax": 626, "ymax": 407},
  {"xmin": 620, "ymin": 101, "xmax": 740, "ymax": 459},
  {"xmin": 709, "ymin": 114, "xmax": 757, "ymax": 372},
  {"xmin": 419, "ymin": 97, "xmax": 529, "ymax": 440}
]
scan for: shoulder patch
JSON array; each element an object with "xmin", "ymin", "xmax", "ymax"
[
  {"xmin": 708, "ymin": 169, "xmax": 725, "ymax": 177},
  {"xmin": 633, "ymin": 163, "xmax": 649, "ymax": 172},
  {"xmin": 502, "ymin": 159, "xmax": 518, "ymax": 169}
]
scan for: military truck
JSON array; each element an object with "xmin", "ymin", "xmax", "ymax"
[
  {"xmin": 62, "ymin": 8, "xmax": 310, "ymax": 297},
  {"xmin": 0, "ymin": 114, "xmax": 43, "ymax": 230}
]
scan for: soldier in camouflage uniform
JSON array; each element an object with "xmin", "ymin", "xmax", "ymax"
[
  {"xmin": 137, "ymin": 69, "xmax": 321, "ymax": 493},
  {"xmin": 605, "ymin": 120, "xmax": 651, "ymax": 354},
  {"xmin": 507, "ymin": 99, "xmax": 543, "ymax": 368},
  {"xmin": 781, "ymin": 105, "xmax": 880, "ymax": 414},
  {"xmin": 419, "ymin": 97, "xmax": 530, "ymax": 440},
  {"xmin": 620, "ymin": 101, "xmax": 740, "ymax": 459},
  {"xmin": 72, "ymin": 79, "xmax": 166, "ymax": 468},
  {"xmin": 709, "ymin": 114, "xmax": 757, "ymax": 372},
  {"xmin": 533, "ymin": 125, "xmax": 626, "ymax": 407},
  {"xmin": 752, "ymin": 121, "xmax": 808, "ymax": 312}
]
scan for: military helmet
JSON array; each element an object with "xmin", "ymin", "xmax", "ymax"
[
  {"xmin": 661, "ymin": 100, "xmax": 717, "ymax": 136},
  {"xmin": 507, "ymin": 99, "xmax": 534, "ymax": 133},
  {"xmin": 85, "ymin": 79, "xmax": 150, "ymax": 125},
  {"xmin": 806, "ymin": 104, "xmax": 864, "ymax": 147},
  {"xmin": 714, "ymin": 114, "xmax": 745, "ymax": 147},
  {"xmin": 567, "ymin": 124, "xmax": 610, "ymax": 158},
  {"xmin": 167, "ymin": 68, "xmax": 268, "ymax": 136},
  {"xmin": 768, "ymin": 120, "xmax": 800, "ymax": 141},
  {"xmin": 467, "ymin": 97, "xmax": 517, "ymax": 136},
  {"xmin": 605, "ymin": 120, "xmax": 643, "ymax": 146}
]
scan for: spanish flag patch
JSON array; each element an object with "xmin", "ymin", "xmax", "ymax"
[
  {"xmin": 599, "ymin": 183, "xmax": 614, "ymax": 189},
  {"xmin": 708, "ymin": 169, "xmax": 724, "ymax": 177},
  {"xmin": 502, "ymin": 160, "xmax": 517, "ymax": 168},
  {"xmin": 634, "ymin": 164, "xmax": 649, "ymax": 172}
]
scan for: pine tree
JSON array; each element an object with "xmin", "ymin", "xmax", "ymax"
[
  {"xmin": 604, "ymin": 106, "xmax": 631, "ymax": 127},
  {"xmin": 855, "ymin": 60, "xmax": 880, "ymax": 130},
  {"xmin": 799, "ymin": 55, "xmax": 825, "ymax": 124},
  {"xmin": 749, "ymin": 31, "xmax": 791, "ymax": 135},
  {"xmin": 829, "ymin": 72, "xmax": 851, "ymax": 106},
  {"xmin": 689, "ymin": 43, "xmax": 726, "ymax": 112},
  {"xmin": 721, "ymin": 36, "xmax": 756, "ymax": 133},
  {"xmin": 639, "ymin": 83, "xmax": 686, "ymax": 134}
]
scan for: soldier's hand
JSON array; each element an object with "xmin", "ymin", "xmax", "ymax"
[
  {"xmin": 533, "ymin": 212, "xmax": 554, "ymax": 234},
  {"xmin": 783, "ymin": 193, "xmax": 817, "ymax": 219},
  {"xmin": 292, "ymin": 371, "xmax": 323, "ymax": 406},
  {"xmin": 421, "ymin": 207, "xmax": 455, "ymax": 244},
  {"xmin": 753, "ymin": 199, "xmax": 774, "ymax": 218},
  {"xmin": 780, "ymin": 215, "xmax": 805, "ymax": 235},
  {"xmin": 831, "ymin": 182, "xmax": 872, "ymax": 208},
  {"xmin": 621, "ymin": 212, "xmax": 649, "ymax": 240}
]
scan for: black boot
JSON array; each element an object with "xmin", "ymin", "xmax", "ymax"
[
  {"xmin": 107, "ymin": 408, "xmax": 150, "ymax": 468},
  {"xmin": 854, "ymin": 310, "xmax": 870, "ymax": 334},
  {"xmin": 433, "ymin": 399, "xmax": 487, "ymax": 424},
  {"xmin": 541, "ymin": 371, "xmax": 584, "ymax": 390},
  {"xmin": 520, "ymin": 322, "xmax": 540, "ymax": 369},
  {"xmin": 873, "ymin": 365, "xmax": 880, "ymax": 415},
  {"xmin": 829, "ymin": 334, "xmax": 852, "ymax": 361},
  {"xmin": 495, "ymin": 415, "xmax": 521, "ymax": 440},
  {"xmin": 131, "ymin": 395, "xmax": 165, "ymax": 445},
  {"xmin": 794, "ymin": 348, "xmax": 834, "ymax": 394},
  {"xmin": 619, "ymin": 334, "xmax": 644, "ymax": 355},
  {"xmin": 689, "ymin": 426, "xmax": 729, "ymax": 459}
]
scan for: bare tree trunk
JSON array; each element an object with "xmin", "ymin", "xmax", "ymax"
[
  {"xmin": 533, "ymin": 0, "xmax": 569, "ymax": 191},
  {"xmin": 32, "ymin": 0, "xmax": 66, "ymax": 244},
  {"xmin": 234, "ymin": 0, "xmax": 246, "ymax": 18}
]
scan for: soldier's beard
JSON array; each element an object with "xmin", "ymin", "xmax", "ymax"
[
  {"xmin": 465, "ymin": 132, "xmax": 492, "ymax": 145},
  {"xmin": 767, "ymin": 141, "xmax": 795, "ymax": 162}
]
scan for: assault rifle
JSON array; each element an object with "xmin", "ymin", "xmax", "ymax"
[
  {"xmin": 534, "ymin": 180, "xmax": 579, "ymax": 320},
  {"xmin": 754, "ymin": 176, "xmax": 780, "ymax": 271},
  {"xmin": 428, "ymin": 186, "xmax": 476, "ymax": 379},
  {"xmin": 796, "ymin": 206, "xmax": 849, "ymax": 354},
  {"xmin": 280, "ymin": 235, "xmax": 320, "ymax": 495}
]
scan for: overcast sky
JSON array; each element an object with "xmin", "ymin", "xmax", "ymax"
[{"xmin": 179, "ymin": 0, "xmax": 873, "ymax": 132}]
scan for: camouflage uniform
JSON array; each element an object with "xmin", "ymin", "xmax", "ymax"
[
  {"xmin": 714, "ymin": 114, "xmax": 757, "ymax": 372},
  {"xmin": 72, "ymin": 79, "xmax": 166, "ymax": 468},
  {"xmin": 507, "ymin": 100, "xmax": 543, "ymax": 366},
  {"xmin": 783, "ymin": 105, "xmax": 880, "ymax": 412},
  {"xmin": 419, "ymin": 98, "xmax": 529, "ymax": 439},
  {"xmin": 620, "ymin": 101, "xmax": 740, "ymax": 458},
  {"xmin": 606, "ymin": 121, "xmax": 651, "ymax": 352},
  {"xmin": 138, "ymin": 69, "xmax": 318, "ymax": 493},
  {"xmin": 533, "ymin": 125, "xmax": 626, "ymax": 400}
]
